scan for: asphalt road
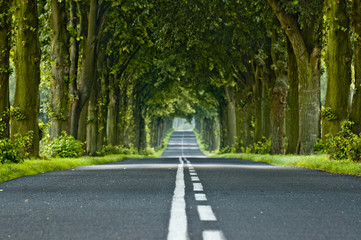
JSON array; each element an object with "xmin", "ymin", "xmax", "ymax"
[{"xmin": 1, "ymin": 131, "xmax": 361, "ymax": 239}]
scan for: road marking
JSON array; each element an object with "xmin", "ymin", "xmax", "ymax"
[
  {"xmin": 202, "ymin": 230, "xmax": 226, "ymax": 240},
  {"xmin": 197, "ymin": 205, "xmax": 217, "ymax": 221},
  {"xmin": 195, "ymin": 193, "xmax": 207, "ymax": 201},
  {"xmin": 191, "ymin": 176, "xmax": 200, "ymax": 181},
  {"xmin": 190, "ymin": 172, "xmax": 197, "ymax": 176},
  {"xmin": 167, "ymin": 157, "xmax": 188, "ymax": 240},
  {"xmin": 193, "ymin": 183, "xmax": 203, "ymax": 191}
]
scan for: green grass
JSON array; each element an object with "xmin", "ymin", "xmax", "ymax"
[
  {"xmin": 0, "ymin": 154, "xmax": 149, "ymax": 183},
  {"xmin": 150, "ymin": 129, "xmax": 174, "ymax": 158},
  {"xmin": 213, "ymin": 153, "xmax": 361, "ymax": 176},
  {"xmin": 193, "ymin": 131, "xmax": 213, "ymax": 156},
  {"xmin": 0, "ymin": 130, "xmax": 175, "ymax": 184}
]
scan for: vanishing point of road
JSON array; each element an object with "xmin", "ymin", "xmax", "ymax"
[{"xmin": 1, "ymin": 131, "xmax": 361, "ymax": 239}]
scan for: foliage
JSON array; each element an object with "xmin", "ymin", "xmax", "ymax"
[
  {"xmin": 0, "ymin": 134, "xmax": 32, "ymax": 164},
  {"xmin": 41, "ymin": 132, "xmax": 84, "ymax": 158},
  {"xmin": 139, "ymin": 147, "xmax": 155, "ymax": 156},
  {"xmin": 321, "ymin": 106, "xmax": 337, "ymax": 121},
  {"xmin": 96, "ymin": 145, "xmax": 137, "ymax": 156},
  {"xmin": 0, "ymin": 110, "xmax": 9, "ymax": 137},
  {"xmin": 246, "ymin": 137, "xmax": 271, "ymax": 154},
  {"xmin": 10, "ymin": 107, "xmax": 26, "ymax": 120},
  {"xmin": 219, "ymin": 146, "xmax": 232, "ymax": 154},
  {"xmin": 315, "ymin": 121, "xmax": 361, "ymax": 161}
]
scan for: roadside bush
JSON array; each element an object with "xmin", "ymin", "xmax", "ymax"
[
  {"xmin": 219, "ymin": 146, "xmax": 232, "ymax": 154},
  {"xmin": 41, "ymin": 132, "xmax": 84, "ymax": 158},
  {"xmin": 246, "ymin": 137, "xmax": 271, "ymax": 154},
  {"xmin": 139, "ymin": 147, "xmax": 155, "ymax": 156},
  {"xmin": 315, "ymin": 121, "xmax": 361, "ymax": 161},
  {"xmin": 0, "ymin": 134, "xmax": 32, "ymax": 164},
  {"xmin": 97, "ymin": 145, "xmax": 137, "ymax": 156}
]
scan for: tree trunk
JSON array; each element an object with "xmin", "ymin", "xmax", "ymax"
[
  {"xmin": 68, "ymin": 0, "xmax": 79, "ymax": 133},
  {"xmin": 133, "ymin": 99, "xmax": 146, "ymax": 151},
  {"xmin": 271, "ymin": 77, "xmax": 287, "ymax": 154},
  {"xmin": 218, "ymin": 97, "xmax": 228, "ymax": 149},
  {"xmin": 350, "ymin": 0, "xmax": 361, "ymax": 134},
  {"xmin": 12, "ymin": 0, "xmax": 41, "ymax": 157},
  {"xmin": 49, "ymin": 0, "xmax": 70, "ymax": 139},
  {"xmin": 107, "ymin": 74, "xmax": 119, "ymax": 146},
  {"xmin": 77, "ymin": 101, "xmax": 88, "ymax": 143},
  {"xmin": 70, "ymin": 0, "xmax": 98, "ymax": 138},
  {"xmin": 285, "ymin": 41, "xmax": 299, "ymax": 154},
  {"xmin": 225, "ymin": 85, "xmax": 236, "ymax": 146},
  {"xmin": 86, "ymin": 81, "xmax": 98, "ymax": 155},
  {"xmin": 261, "ymin": 64, "xmax": 273, "ymax": 139},
  {"xmin": 96, "ymin": 52, "xmax": 108, "ymax": 150},
  {"xmin": 323, "ymin": 0, "xmax": 352, "ymax": 137},
  {"xmin": 254, "ymin": 65, "xmax": 263, "ymax": 142},
  {"xmin": 267, "ymin": 0, "xmax": 322, "ymax": 154},
  {"xmin": 0, "ymin": 0, "xmax": 11, "ymax": 139}
]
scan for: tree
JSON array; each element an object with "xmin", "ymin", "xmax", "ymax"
[
  {"xmin": 267, "ymin": 0, "xmax": 324, "ymax": 154},
  {"xmin": 70, "ymin": 0, "xmax": 110, "ymax": 139},
  {"xmin": 49, "ymin": 0, "xmax": 71, "ymax": 138},
  {"xmin": 11, "ymin": 0, "xmax": 41, "ymax": 156},
  {"xmin": 0, "ymin": 0, "xmax": 12, "ymax": 139},
  {"xmin": 322, "ymin": 0, "xmax": 352, "ymax": 138},
  {"xmin": 350, "ymin": 0, "xmax": 361, "ymax": 133}
]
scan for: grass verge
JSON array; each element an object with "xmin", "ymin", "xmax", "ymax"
[
  {"xmin": 193, "ymin": 130, "xmax": 212, "ymax": 156},
  {"xmin": 0, "ymin": 129, "xmax": 176, "ymax": 184},
  {"xmin": 0, "ymin": 154, "xmax": 149, "ymax": 184},
  {"xmin": 151, "ymin": 129, "xmax": 174, "ymax": 158},
  {"xmin": 215, "ymin": 153, "xmax": 361, "ymax": 176}
]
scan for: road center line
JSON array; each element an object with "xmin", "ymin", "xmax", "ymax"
[
  {"xmin": 167, "ymin": 157, "xmax": 188, "ymax": 240},
  {"xmin": 197, "ymin": 205, "xmax": 217, "ymax": 221},
  {"xmin": 193, "ymin": 182, "xmax": 203, "ymax": 191},
  {"xmin": 202, "ymin": 230, "xmax": 226, "ymax": 240},
  {"xmin": 191, "ymin": 176, "xmax": 200, "ymax": 182},
  {"xmin": 195, "ymin": 193, "xmax": 207, "ymax": 201}
]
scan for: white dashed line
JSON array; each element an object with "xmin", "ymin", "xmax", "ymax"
[
  {"xmin": 167, "ymin": 157, "xmax": 188, "ymax": 240},
  {"xmin": 191, "ymin": 176, "xmax": 200, "ymax": 181},
  {"xmin": 202, "ymin": 230, "xmax": 226, "ymax": 240},
  {"xmin": 193, "ymin": 182, "xmax": 203, "ymax": 191},
  {"xmin": 195, "ymin": 193, "xmax": 207, "ymax": 201},
  {"xmin": 197, "ymin": 205, "xmax": 217, "ymax": 221}
]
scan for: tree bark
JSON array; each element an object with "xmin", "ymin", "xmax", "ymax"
[
  {"xmin": 267, "ymin": 0, "xmax": 322, "ymax": 154},
  {"xmin": 70, "ymin": 0, "xmax": 98, "ymax": 138},
  {"xmin": 68, "ymin": 0, "xmax": 80, "ymax": 133},
  {"xmin": 0, "ymin": 0, "xmax": 11, "ymax": 139},
  {"xmin": 107, "ymin": 74, "xmax": 119, "ymax": 146},
  {"xmin": 49, "ymin": 0, "xmax": 70, "ymax": 139},
  {"xmin": 253, "ymin": 64, "xmax": 263, "ymax": 143},
  {"xmin": 271, "ymin": 77, "xmax": 287, "ymax": 154},
  {"xmin": 218, "ymin": 96, "xmax": 228, "ymax": 149},
  {"xmin": 86, "ymin": 80, "xmax": 98, "ymax": 155},
  {"xmin": 285, "ymin": 41, "xmax": 299, "ymax": 153},
  {"xmin": 12, "ymin": 0, "xmax": 41, "ymax": 156},
  {"xmin": 350, "ymin": 0, "xmax": 361, "ymax": 133},
  {"xmin": 261, "ymin": 64, "xmax": 273, "ymax": 139},
  {"xmin": 322, "ymin": 0, "xmax": 352, "ymax": 137},
  {"xmin": 225, "ymin": 85, "xmax": 236, "ymax": 146}
]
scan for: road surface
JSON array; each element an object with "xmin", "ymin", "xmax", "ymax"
[{"xmin": 1, "ymin": 131, "xmax": 361, "ymax": 239}]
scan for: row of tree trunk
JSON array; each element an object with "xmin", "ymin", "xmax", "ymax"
[{"xmin": 198, "ymin": 0, "xmax": 361, "ymax": 156}]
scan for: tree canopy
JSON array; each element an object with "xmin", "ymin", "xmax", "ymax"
[{"xmin": 1, "ymin": 0, "xmax": 361, "ymax": 159}]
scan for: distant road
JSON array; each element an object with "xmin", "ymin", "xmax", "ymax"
[{"xmin": 1, "ymin": 131, "xmax": 361, "ymax": 239}]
